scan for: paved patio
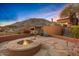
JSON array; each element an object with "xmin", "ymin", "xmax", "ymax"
[{"xmin": 0, "ymin": 36, "xmax": 78, "ymax": 56}]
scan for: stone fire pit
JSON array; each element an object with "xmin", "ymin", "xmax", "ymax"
[{"xmin": 6, "ymin": 38, "xmax": 41, "ymax": 56}]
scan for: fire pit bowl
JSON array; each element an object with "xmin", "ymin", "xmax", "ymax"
[{"xmin": 6, "ymin": 38, "xmax": 41, "ymax": 56}]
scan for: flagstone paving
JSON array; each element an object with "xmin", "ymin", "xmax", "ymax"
[{"xmin": 0, "ymin": 36, "xmax": 78, "ymax": 56}]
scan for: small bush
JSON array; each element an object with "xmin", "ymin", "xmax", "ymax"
[
  {"xmin": 16, "ymin": 32, "xmax": 21, "ymax": 34},
  {"xmin": 70, "ymin": 25, "xmax": 79, "ymax": 38},
  {"xmin": 52, "ymin": 22, "xmax": 61, "ymax": 26}
]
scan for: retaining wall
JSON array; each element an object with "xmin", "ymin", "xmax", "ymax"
[{"xmin": 0, "ymin": 34, "xmax": 28, "ymax": 43}]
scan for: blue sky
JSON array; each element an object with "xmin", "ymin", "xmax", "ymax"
[{"xmin": 0, "ymin": 3, "xmax": 66, "ymax": 26}]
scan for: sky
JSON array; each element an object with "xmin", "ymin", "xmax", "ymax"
[{"xmin": 0, "ymin": 3, "xmax": 66, "ymax": 26}]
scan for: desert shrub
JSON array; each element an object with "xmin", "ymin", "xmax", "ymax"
[
  {"xmin": 16, "ymin": 31, "xmax": 21, "ymax": 34},
  {"xmin": 52, "ymin": 22, "xmax": 61, "ymax": 26},
  {"xmin": 69, "ymin": 25, "xmax": 79, "ymax": 38}
]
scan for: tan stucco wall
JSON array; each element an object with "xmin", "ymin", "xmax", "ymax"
[{"xmin": 42, "ymin": 25, "xmax": 63, "ymax": 35}]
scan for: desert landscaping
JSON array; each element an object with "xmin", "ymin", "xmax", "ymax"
[{"xmin": 0, "ymin": 3, "xmax": 79, "ymax": 56}]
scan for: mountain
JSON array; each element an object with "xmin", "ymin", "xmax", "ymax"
[
  {"xmin": 3, "ymin": 18, "xmax": 51, "ymax": 33},
  {"xmin": 11, "ymin": 18, "xmax": 51, "ymax": 28}
]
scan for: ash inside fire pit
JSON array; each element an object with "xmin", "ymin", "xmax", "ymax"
[{"xmin": 17, "ymin": 40, "xmax": 33, "ymax": 46}]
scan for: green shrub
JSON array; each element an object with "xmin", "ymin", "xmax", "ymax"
[
  {"xmin": 70, "ymin": 25, "xmax": 79, "ymax": 38},
  {"xmin": 16, "ymin": 31, "xmax": 21, "ymax": 34},
  {"xmin": 51, "ymin": 22, "xmax": 61, "ymax": 26}
]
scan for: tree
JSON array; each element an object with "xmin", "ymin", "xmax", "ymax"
[
  {"xmin": 60, "ymin": 4, "xmax": 79, "ymax": 18},
  {"xmin": 60, "ymin": 4, "xmax": 79, "ymax": 25},
  {"xmin": 69, "ymin": 10, "xmax": 78, "ymax": 25},
  {"xmin": 60, "ymin": 4, "xmax": 73, "ymax": 18}
]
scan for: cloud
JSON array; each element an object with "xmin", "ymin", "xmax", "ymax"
[
  {"xmin": 0, "ymin": 4, "xmax": 66, "ymax": 26},
  {"xmin": 17, "ymin": 4, "xmax": 66, "ymax": 22},
  {"xmin": 17, "ymin": 7, "xmax": 62, "ymax": 22}
]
